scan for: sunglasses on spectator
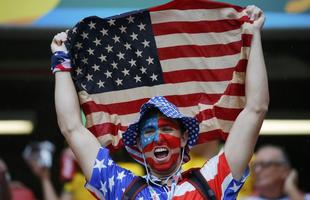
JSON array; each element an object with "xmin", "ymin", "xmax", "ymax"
[{"xmin": 252, "ymin": 161, "xmax": 289, "ymax": 170}]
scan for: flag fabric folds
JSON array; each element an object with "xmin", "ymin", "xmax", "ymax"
[{"xmin": 65, "ymin": 0, "xmax": 254, "ymax": 151}]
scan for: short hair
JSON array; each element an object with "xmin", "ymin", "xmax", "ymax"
[{"xmin": 257, "ymin": 144, "xmax": 291, "ymax": 167}]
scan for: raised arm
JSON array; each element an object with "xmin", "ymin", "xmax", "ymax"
[
  {"xmin": 52, "ymin": 32, "xmax": 101, "ymax": 180},
  {"xmin": 224, "ymin": 6, "xmax": 269, "ymax": 180}
]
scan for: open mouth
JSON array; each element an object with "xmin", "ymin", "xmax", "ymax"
[{"xmin": 154, "ymin": 147, "xmax": 169, "ymax": 159}]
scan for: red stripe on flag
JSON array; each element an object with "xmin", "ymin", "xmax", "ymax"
[
  {"xmin": 214, "ymin": 106, "xmax": 243, "ymax": 121},
  {"xmin": 163, "ymin": 68, "xmax": 235, "ymax": 83},
  {"xmin": 157, "ymin": 40, "xmax": 243, "ymax": 60},
  {"xmin": 82, "ymin": 93, "xmax": 222, "ymax": 115},
  {"xmin": 149, "ymin": 0, "xmax": 244, "ymax": 12},
  {"xmin": 196, "ymin": 130, "xmax": 228, "ymax": 144},
  {"xmin": 152, "ymin": 20, "xmax": 246, "ymax": 35},
  {"xmin": 235, "ymin": 59, "xmax": 248, "ymax": 72},
  {"xmin": 242, "ymin": 33, "xmax": 253, "ymax": 47},
  {"xmin": 88, "ymin": 123, "xmax": 127, "ymax": 137},
  {"xmin": 196, "ymin": 107, "xmax": 242, "ymax": 122},
  {"xmin": 82, "ymin": 98, "xmax": 147, "ymax": 115},
  {"xmin": 224, "ymin": 83, "xmax": 245, "ymax": 96}
]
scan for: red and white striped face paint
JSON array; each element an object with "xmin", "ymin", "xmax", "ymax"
[{"xmin": 139, "ymin": 113, "xmax": 185, "ymax": 175}]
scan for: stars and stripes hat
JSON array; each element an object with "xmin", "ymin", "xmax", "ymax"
[{"xmin": 123, "ymin": 96, "xmax": 199, "ymax": 164}]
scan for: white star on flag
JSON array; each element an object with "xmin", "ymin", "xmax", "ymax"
[
  {"xmin": 100, "ymin": 181, "xmax": 107, "ymax": 195},
  {"xmin": 119, "ymin": 25, "xmax": 127, "ymax": 33},
  {"xmin": 142, "ymin": 40, "xmax": 150, "ymax": 48},
  {"xmin": 111, "ymin": 61, "xmax": 118, "ymax": 69},
  {"xmin": 134, "ymin": 75, "xmax": 142, "ymax": 83},
  {"xmin": 122, "ymin": 68, "xmax": 130, "ymax": 76},
  {"xmin": 130, "ymin": 32, "xmax": 138, "ymax": 41},
  {"xmin": 104, "ymin": 70, "xmax": 112, "ymax": 78},
  {"xmin": 138, "ymin": 23, "xmax": 146, "ymax": 31},
  {"xmin": 92, "ymin": 64, "xmax": 100, "ymax": 71},
  {"xmin": 107, "ymin": 19, "xmax": 116, "ymax": 26},
  {"xmin": 135, "ymin": 49, "xmax": 142, "ymax": 57},
  {"xmin": 75, "ymin": 67, "xmax": 82, "ymax": 75},
  {"xmin": 81, "ymin": 32, "xmax": 88, "ymax": 39},
  {"xmin": 229, "ymin": 182, "xmax": 241, "ymax": 192},
  {"xmin": 94, "ymin": 159, "xmax": 106, "ymax": 171},
  {"xmin": 98, "ymin": 54, "xmax": 107, "ymax": 62},
  {"xmin": 75, "ymin": 42, "xmax": 83, "ymax": 49},
  {"xmin": 97, "ymin": 80, "xmax": 105, "ymax": 88},
  {"xmin": 86, "ymin": 74, "xmax": 93, "ymax": 81},
  {"xmin": 124, "ymin": 43, "xmax": 131, "ymax": 50},
  {"xmin": 100, "ymin": 28, "xmax": 108, "ymax": 36},
  {"xmin": 93, "ymin": 38, "xmax": 101, "ymax": 46},
  {"xmin": 109, "ymin": 176, "xmax": 115, "ymax": 191},
  {"xmin": 112, "ymin": 35, "xmax": 121, "ymax": 43},
  {"xmin": 146, "ymin": 57, "xmax": 154, "ymax": 65},
  {"xmin": 127, "ymin": 15, "xmax": 135, "ymax": 23},
  {"xmin": 115, "ymin": 78, "xmax": 123, "ymax": 86},
  {"xmin": 87, "ymin": 48, "xmax": 94, "ymax": 55},
  {"xmin": 105, "ymin": 45, "xmax": 113, "ymax": 53},
  {"xmin": 81, "ymin": 57, "xmax": 88, "ymax": 64},
  {"xmin": 116, "ymin": 171, "xmax": 126, "ymax": 182},
  {"xmin": 140, "ymin": 67, "xmax": 147, "ymax": 74},
  {"xmin": 108, "ymin": 159, "xmax": 114, "ymax": 166},
  {"xmin": 88, "ymin": 21, "xmax": 96, "ymax": 29},
  {"xmin": 150, "ymin": 73, "xmax": 158, "ymax": 81},
  {"xmin": 117, "ymin": 52, "xmax": 125, "ymax": 60},
  {"xmin": 128, "ymin": 59, "xmax": 136, "ymax": 67}
]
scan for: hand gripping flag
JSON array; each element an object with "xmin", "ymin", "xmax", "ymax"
[{"xmin": 65, "ymin": 0, "xmax": 254, "ymax": 151}]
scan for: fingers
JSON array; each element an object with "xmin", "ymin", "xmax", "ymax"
[
  {"xmin": 245, "ymin": 5, "xmax": 263, "ymax": 21},
  {"xmin": 51, "ymin": 31, "xmax": 69, "ymax": 53},
  {"xmin": 52, "ymin": 32, "xmax": 68, "ymax": 46}
]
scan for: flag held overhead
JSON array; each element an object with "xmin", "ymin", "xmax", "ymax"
[{"xmin": 65, "ymin": 0, "xmax": 253, "ymax": 151}]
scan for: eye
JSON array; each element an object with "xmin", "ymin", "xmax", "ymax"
[
  {"xmin": 161, "ymin": 126, "xmax": 174, "ymax": 132},
  {"xmin": 142, "ymin": 128, "xmax": 156, "ymax": 136}
]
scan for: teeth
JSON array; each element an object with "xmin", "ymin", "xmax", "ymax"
[{"xmin": 155, "ymin": 148, "xmax": 168, "ymax": 153}]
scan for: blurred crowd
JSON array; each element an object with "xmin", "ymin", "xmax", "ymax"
[{"xmin": 1, "ymin": 141, "xmax": 309, "ymax": 200}]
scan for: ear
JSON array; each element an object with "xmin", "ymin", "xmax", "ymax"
[{"xmin": 180, "ymin": 130, "xmax": 189, "ymax": 148}]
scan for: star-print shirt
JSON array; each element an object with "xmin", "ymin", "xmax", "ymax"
[{"xmin": 86, "ymin": 147, "xmax": 249, "ymax": 200}]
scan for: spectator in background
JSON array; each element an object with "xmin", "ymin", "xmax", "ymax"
[
  {"xmin": 28, "ymin": 147, "xmax": 95, "ymax": 200},
  {"xmin": 0, "ymin": 158, "xmax": 36, "ymax": 200},
  {"xmin": 243, "ymin": 145, "xmax": 310, "ymax": 200}
]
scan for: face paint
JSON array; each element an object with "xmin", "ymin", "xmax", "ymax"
[{"xmin": 139, "ymin": 113, "xmax": 184, "ymax": 174}]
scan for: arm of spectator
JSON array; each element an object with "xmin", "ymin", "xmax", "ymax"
[
  {"xmin": 27, "ymin": 159, "xmax": 61, "ymax": 200},
  {"xmin": 224, "ymin": 5, "xmax": 269, "ymax": 180},
  {"xmin": 52, "ymin": 32, "xmax": 101, "ymax": 181}
]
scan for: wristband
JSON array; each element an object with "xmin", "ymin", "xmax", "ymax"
[{"xmin": 51, "ymin": 51, "xmax": 71, "ymax": 74}]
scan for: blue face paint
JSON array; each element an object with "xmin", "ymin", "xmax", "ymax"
[{"xmin": 139, "ymin": 114, "xmax": 160, "ymax": 149}]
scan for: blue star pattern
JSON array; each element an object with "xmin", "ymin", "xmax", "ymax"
[
  {"xmin": 86, "ymin": 147, "xmax": 171, "ymax": 200},
  {"xmin": 86, "ymin": 148, "xmax": 248, "ymax": 199},
  {"xmin": 222, "ymin": 167, "xmax": 249, "ymax": 200},
  {"xmin": 66, "ymin": 10, "xmax": 164, "ymax": 94}
]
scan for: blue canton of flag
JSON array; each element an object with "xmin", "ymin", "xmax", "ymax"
[{"xmin": 67, "ymin": 10, "xmax": 164, "ymax": 93}]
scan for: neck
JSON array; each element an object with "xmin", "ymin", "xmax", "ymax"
[{"xmin": 258, "ymin": 185, "xmax": 285, "ymax": 199}]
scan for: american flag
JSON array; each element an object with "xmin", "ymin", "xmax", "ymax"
[{"xmin": 66, "ymin": 0, "xmax": 253, "ymax": 151}]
